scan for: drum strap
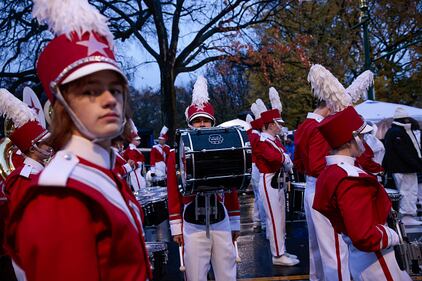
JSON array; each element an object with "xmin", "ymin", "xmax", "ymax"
[{"xmin": 184, "ymin": 193, "xmax": 225, "ymax": 232}]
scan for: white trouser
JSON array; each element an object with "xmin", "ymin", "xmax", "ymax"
[
  {"xmin": 252, "ymin": 164, "xmax": 266, "ymax": 227},
  {"xmin": 183, "ymin": 205, "xmax": 236, "ymax": 281},
  {"xmin": 393, "ymin": 173, "xmax": 418, "ymax": 216},
  {"xmin": 129, "ymin": 167, "xmax": 146, "ymax": 191},
  {"xmin": 305, "ymin": 176, "xmax": 350, "ymax": 281},
  {"xmin": 418, "ymin": 182, "xmax": 422, "ymax": 203},
  {"xmin": 259, "ymin": 173, "xmax": 286, "ymax": 257},
  {"xmin": 344, "ymin": 236, "xmax": 411, "ymax": 281}
]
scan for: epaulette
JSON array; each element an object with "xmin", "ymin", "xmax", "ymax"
[
  {"xmin": 19, "ymin": 164, "xmax": 32, "ymax": 178},
  {"xmin": 337, "ymin": 162, "xmax": 366, "ymax": 177},
  {"xmin": 38, "ymin": 150, "xmax": 79, "ymax": 186}
]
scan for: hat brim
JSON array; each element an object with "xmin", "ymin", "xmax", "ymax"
[
  {"xmin": 62, "ymin": 62, "xmax": 126, "ymax": 84},
  {"xmin": 274, "ymin": 118, "xmax": 285, "ymax": 124},
  {"xmin": 360, "ymin": 124, "xmax": 373, "ymax": 134},
  {"xmin": 189, "ymin": 113, "xmax": 215, "ymax": 124}
]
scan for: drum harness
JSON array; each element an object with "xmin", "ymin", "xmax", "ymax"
[{"xmin": 185, "ymin": 190, "xmax": 225, "ymax": 238}]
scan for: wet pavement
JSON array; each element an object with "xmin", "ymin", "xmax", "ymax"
[{"xmin": 159, "ymin": 192, "xmax": 422, "ymax": 281}]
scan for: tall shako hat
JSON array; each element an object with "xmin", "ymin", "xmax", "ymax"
[
  {"xmin": 0, "ymin": 88, "xmax": 48, "ymax": 153},
  {"xmin": 185, "ymin": 76, "xmax": 215, "ymax": 126},
  {"xmin": 158, "ymin": 126, "xmax": 169, "ymax": 141},
  {"xmin": 33, "ymin": 0, "xmax": 127, "ymax": 141},
  {"xmin": 250, "ymin": 99, "xmax": 267, "ymax": 130},
  {"xmin": 260, "ymin": 87, "xmax": 284, "ymax": 125},
  {"xmin": 34, "ymin": 0, "xmax": 126, "ymax": 102},
  {"xmin": 308, "ymin": 64, "xmax": 374, "ymax": 148},
  {"xmin": 128, "ymin": 119, "xmax": 140, "ymax": 141}
]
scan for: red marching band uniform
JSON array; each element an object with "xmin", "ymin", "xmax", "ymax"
[
  {"xmin": 313, "ymin": 106, "xmax": 411, "ymax": 281},
  {"xmin": 4, "ymin": 0, "xmax": 152, "ymax": 280},
  {"xmin": 150, "ymin": 126, "xmax": 170, "ymax": 179},
  {"xmin": 166, "ymin": 76, "xmax": 240, "ymax": 281}
]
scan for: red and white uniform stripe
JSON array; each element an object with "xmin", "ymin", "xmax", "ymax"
[
  {"xmin": 5, "ymin": 136, "xmax": 152, "ymax": 281},
  {"xmin": 314, "ymin": 155, "xmax": 411, "ymax": 281},
  {"xmin": 254, "ymin": 132, "xmax": 288, "ymax": 257}
]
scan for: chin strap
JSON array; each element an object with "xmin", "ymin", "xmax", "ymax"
[{"xmin": 54, "ymin": 87, "xmax": 126, "ymax": 143}]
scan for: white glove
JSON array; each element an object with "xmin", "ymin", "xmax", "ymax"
[{"xmin": 283, "ymin": 153, "xmax": 293, "ymax": 172}]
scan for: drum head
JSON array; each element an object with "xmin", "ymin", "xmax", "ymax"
[{"xmin": 146, "ymin": 242, "xmax": 167, "ymax": 252}]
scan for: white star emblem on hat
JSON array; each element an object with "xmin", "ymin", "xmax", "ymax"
[
  {"xmin": 195, "ymin": 103, "xmax": 205, "ymax": 110},
  {"xmin": 77, "ymin": 34, "xmax": 110, "ymax": 56}
]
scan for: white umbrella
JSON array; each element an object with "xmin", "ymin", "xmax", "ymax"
[
  {"xmin": 355, "ymin": 100, "xmax": 422, "ymax": 123},
  {"xmin": 218, "ymin": 118, "xmax": 250, "ymax": 130}
]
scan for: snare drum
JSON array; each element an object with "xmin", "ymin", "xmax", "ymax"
[
  {"xmin": 385, "ymin": 188, "xmax": 401, "ymax": 212},
  {"xmin": 291, "ymin": 182, "xmax": 306, "ymax": 214},
  {"xmin": 175, "ymin": 126, "xmax": 252, "ymax": 195},
  {"xmin": 146, "ymin": 242, "xmax": 168, "ymax": 281},
  {"xmin": 136, "ymin": 188, "xmax": 169, "ymax": 226}
]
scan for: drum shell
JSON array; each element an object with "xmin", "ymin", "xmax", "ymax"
[
  {"xmin": 146, "ymin": 242, "xmax": 168, "ymax": 281},
  {"xmin": 385, "ymin": 188, "xmax": 401, "ymax": 212},
  {"xmin": 176, "ymin": 127, "xmax": 251, "ymax": 195}
]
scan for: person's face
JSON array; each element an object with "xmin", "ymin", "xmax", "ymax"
[
  {"xmin": 158, "ymin": 138, "xmax": 166, "ymax": 145},
  {"xmin": 191, "ymin": 117, "xmax": 212, "ymax": 128},
  {"xmin": 30, "ymin": 142, "xmax": 54, "ymax": 164},
  {"xmin": 267, "ymin": 122, "xmax": 281, "ymax": 136},
  {"xmin": 132, "ymin": 138, "xmax": 141, "ymax": 147},
  {"xmin": 66, "ymin": 70, "xmax": 125, "ymax": 139}
]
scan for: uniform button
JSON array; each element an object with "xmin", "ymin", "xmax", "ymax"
[{"xmin": 64, "ymin": 154, "xmax": 72, "ymax": 160}]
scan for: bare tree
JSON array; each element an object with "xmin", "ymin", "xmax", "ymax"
[{"xmin": 0, "ymin": 0, "xmax": 289, "ymax": 141}]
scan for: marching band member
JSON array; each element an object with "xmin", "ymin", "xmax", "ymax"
[
  {"xmin": 0, "ymin": 89, "xmax": 52, "ymax": 200},
  {"xmin": 112, "ymin": 136, "xmax": 134, "ymax": 178},
  {"xmin": 254, "ymin": 94, "xmax": 299, "ymax": 266},
  {"xmin": 167, "ymin": 76, "xmax": 240, "ymax": 281},
  {"xmin": 123, "ymin": 120, "xmax": 147, "ymax": 191},
  {"xmin": 313, "ymin": 106, "xmax": 411, "ymax": 281},
  {"xmin": 294, "ymin": 98, "xmax": 349, "ymax": 280},
  {"xmin": 248, "ymin": 100, "xmax": 268, "ymax": 233},
  {"xmin": 5, "ymin": 0, "xmax": 151, "ymax": 280},
  {"xmin": 150, "ymin": 126, "xmax": 170, "ymax": 184},
  {"xmin": 0, "ymin": 89, "xmax": 52, "ymax": 281}
]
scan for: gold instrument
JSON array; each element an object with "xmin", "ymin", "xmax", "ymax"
[{"xmin": 0, "ymin": 137, "xmax": 16, "ymax": 181}]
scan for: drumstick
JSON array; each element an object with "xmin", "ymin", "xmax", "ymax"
[
  {"xmin": 179, "ymin": 245, "xmax": 186, "ymax": 272},
  {"xmin": 234, "ymin": 241, "xmax": 241, "ymax": 263}
]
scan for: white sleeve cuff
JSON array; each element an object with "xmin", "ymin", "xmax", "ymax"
[
  {"xmin": 381, "ymin": 225, "xmax": 400, "ymax": 248},
  {"xmin": 229, "ymin": 216, "xmax": 240, "ymax": 232},
  {"xmin": 150, "ymin": 166, "xmax": 156, "ymax": 173},
  {"xmin": 170, "ymin": 219, "xmax": 183, "ymax": 236},
  {"xmin": 123, "ymin": 163, "xmax": 132, "ymax": 173}
]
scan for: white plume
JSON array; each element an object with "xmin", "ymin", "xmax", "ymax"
[
  {"xmin": 307, "ymin": 64, "xmax": 351, "ymax": 112},
  {"xmin": 192, "ymin": 76, "xmax": 209, "ymax": 107},
  {"xmin": 0, "ymin": 88, "xmax": 37, "ymax": 128},
  {"xmin": 255, "ymin": 99, "xmax": 268, "ymax": 114},
  {"xmin": 32, "ymin": 0, "xmax": 114, "ymax": 44},
  {"xmin": 269, "ymin": 87, "xmax": 282, "ymax": 112},
  {"xmin": 128, "ymin": 119, "xmax": 138, "ymax": 134},
  {"xmin": 250, "ymin": 103, "xmax": 260, "ymax": 119},
  {"xmin": 345, "ymin": 70, "xmax": 374, "ymax": 103},
  {"xmin": 246, "ymin": 114, "xmax": 254, "ymax": 123},
  {"xmin": 160, "ymin": 126, "xmax": 168, "ymax": 136}
]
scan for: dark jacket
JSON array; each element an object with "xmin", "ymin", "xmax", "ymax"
[{"xmin": 382, "ymin": 121, "xmax": 422, "ymax": 173}]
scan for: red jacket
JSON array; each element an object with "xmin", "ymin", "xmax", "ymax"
[
  {"xmin": 150, "ymin": 144, "xmax": 170, "ymax": 167},
  {"xmin": 254, "ymin": 133, "xmax": 285, "ymax": 174},
  {"xmin": 294, "ymin": 114, "xmax": 331, "ymax": 177},
  {"xmin": 356, "ymin": 142, "xmax": 384, "ymax": 175},
  {"xmin": 247, "ymin": 129, "xmax": 260, "ymax": 163},
  {"xmin": 166, "ymin": 150, "xmax": 240, "ymax": 235},
  {"xmin": 122, "ymin": 145, "xmax": 145, "ymax": 165},
  {"xmin": 313, "ymin": 155, "xmax": 392, "ymax": 252},
  {"xmin": 5, "ymin": 153, "xmax": 151, "ymax": 281},
  {"xmin": 112, "ymin": 149, "xmax": 133, "ymax": 177}
]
